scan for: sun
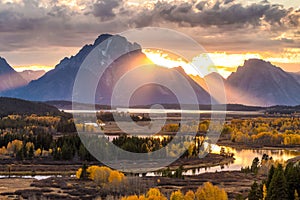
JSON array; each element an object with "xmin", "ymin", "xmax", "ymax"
[
  {"xmin": 142, "ymin": 49, "xmax": 199, "ymax": 76},
  {"xmin": 142, "ymin": 49, "xmax": 230, "ymax": 77},
  {"xmin": 143, "ymin": 49, "xmax": 271, "ymax": 78},
  {"xmin": 14, "ymin": 65, "xmax": 54, "ymax": 72}
]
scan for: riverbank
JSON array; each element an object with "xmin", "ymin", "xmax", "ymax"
[
  {"xmin": 217, "ymin": 138, "xmax": 300, "ymax": 151},
  {"xmin": 168, "ymin": 153, "xmax": 234, "ymax": 171},
  {"xmin": 0, "ymin": 153, "xmax": 234, "ymax": 176}
]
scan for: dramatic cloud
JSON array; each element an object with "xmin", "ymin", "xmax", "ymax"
[
  {"xmin": 0, "ymin": 0, "xmax": 298, "ymax": 69},
  {"xmin": 92, "ymin": 0, "xmax": 121, "ymax": 21},
  {"xmin": 126, "ymin": 0, "xmax": 298, "ymax": 29}
]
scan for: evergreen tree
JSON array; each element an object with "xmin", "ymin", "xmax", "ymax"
[
  {"xmin": 28, "ymin": 145, "xmax": 34, "ymax": 159},
  {"xmin": 285, "ymin": 162, "xmax": 299, "ymax": 199},
  {"xmin": 22, "ymin": 143, "xmax": 27, "ymax": 159},
  {"xmin": 267, "ymin": 164, "xmax": 288, "ymax": 200},
  {"xmin": 251, "ymin": 157, "xmax": 260, "ymax": 174},
  {"xmin": 266, "ymin": 165, "xmax": 275, "ymax": 189},
  {"xmin": 248, "ymin": 181, "xmax": 262, "ymax": 200},
  {"xmin": 80, "ymin": 163, "xmax": 89, "ymax": 180},
  {"xmin": 16, "ymin": 148, "xmax": 24, "ymax": 161},
  {"xmin": 61, "ymin": 142, "xmax": 73, "ymax": 160}
]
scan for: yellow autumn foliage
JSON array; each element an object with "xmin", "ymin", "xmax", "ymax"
[
  {"xmin": 146, "ymin": 188, "xmax": 167, "ymax": 200},
  {"xmin": 76, "ymin": 168, "xmax": 82, "ymax": 179},
  {"xmin": 34, "ymin": 148, "xmax": 42, "ymax": 157},
  {"xmin": 108, "ymin": 170, "xmax": 125, "ymax": 183},
  {"xmin": 76, "ymin": 165, "xmax": 125, "ymax": 186},
  {"xmin": 170, "ymin": 190, "xmax": 184, "ymax": 200},
  {"xmin": 122, "ymin": 195, "xmax": 139, "ymax": 200},
  {"xmin": 184, "ymin": 191, "xmax": 195, "ymax": 200},
  {"xmin": 195, "ymin": 182, "xmax": 228, "ymax": 200},
  {"xmin": 122, "ymin": 183, "xmax": 227, "ymax": 200}
]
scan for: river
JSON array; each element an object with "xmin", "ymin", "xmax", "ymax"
[
  {"xmin": 1, "ymin": 144, "xmax": 298, "ymax": 180},
  {"xmin": 147, "ymin": 144, "xmax": 300, "ymax": 176}
]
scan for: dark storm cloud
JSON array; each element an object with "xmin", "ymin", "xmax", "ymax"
[
  {"xmin": 129, "ymin": 0, "xmax": 294, "ymax": 28},
  {"xmin": 92, "ymin": 0, "xmax": 121, "ymax": 21},
  {"xmin": 224, "ymin": 0, "xmax": 234, "ymax": 5},
  {"xmin": 264, "ymin": 4, "xmax": 289, "ymax": 25},
  {"xmin": 0, "ymin": 10, "xmax": 46, "ymax": 32}
]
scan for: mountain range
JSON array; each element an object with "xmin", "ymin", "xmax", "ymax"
[
  {"xmin": 192, "ymin": 59, "xmax": 300, "ymax": 106},
  {"xmin": 1, "ymin": 34, "xmax": 211, "ymax": 106},
  {"xmin": 0, "ymin": 57, "xmax": 27, "ymax": 92},
  {"xmin": 0, "ymin": 34, "xmax": 299, "ymax": 106}
]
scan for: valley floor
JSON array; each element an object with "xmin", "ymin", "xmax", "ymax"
[{"xmin": 0, "ymin": 170, "xmax": 266, "ymax": 200}]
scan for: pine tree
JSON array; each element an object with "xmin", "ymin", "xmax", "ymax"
[
  {"xmin": 248, "ymin": 181, "xmax": 262, "ymax": 200},
  {"xmin": 22, "ymin": 143, "xmax": 27, "ymax": 159},
  {"xmin": 266, "ymin": 165, "xmax": 275, "ymax": 189},
  {"xmin": 285, "ymin": 163, "xmax": 299, "ymax": 200},
  {"xmin": 80, "ymin": 163, "xmax": 89, "ymax": 180},
  {"xmin": 251, "ymin": 157, "xmax": 260, "ymax": 174},
  {"xmin": 16, "ymin": 148, "xmax": 24, "ymax": 160},
  {"xmin": 267, "ymin": 164, "xmax": 288, "ymax": 200},
  {"xmin": 28, "ymin": 146, "xmax": 34, "ymax": 159},
  {"xmin": 61, "ymin": 142, "xmax": 73, "ymax": 160}
]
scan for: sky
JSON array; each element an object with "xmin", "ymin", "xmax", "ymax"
[{"xmin": 0, "ymin": 0, "xmax": 299, "ymax": 77}]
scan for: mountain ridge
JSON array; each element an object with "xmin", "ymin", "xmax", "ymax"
[
  {"xmin": 0, "ymin": 57, "xmax": 28, "ymax": 92},
  {"xmin": 190, "ymin": 59, "xmax": 300, "ymax": 106},
  {"xmin": 1, "ymin": 34, "xmax": 211, "ymax": 106},
  {"xmin": 0, "ymin": 36, "xmax": 299, "ymax": 106},
  {"xmin": 226, "ymin": 59, "xmax": 300, "ymax": 106}
]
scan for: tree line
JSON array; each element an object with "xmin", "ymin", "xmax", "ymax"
[{"xmin": 248, "ymin": 162, "xmax": 300, "ymax": 200}]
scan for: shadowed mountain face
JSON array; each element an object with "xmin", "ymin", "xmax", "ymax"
[
  {"xmin": 1, "ymin": 36, "xmax": 299, "ymax": 106},
  {"xmin": 191, "ymin": 60, "xmax": 300, "ymax": 106},
  {"xmin": 0, "ymin": 57, "xmax": 27, "ymax": 92},
  {"xmin": 2, "ymin": 34, "xmax": 211, "ymax": 106},
  {"xmin": 226, "ymin": 59, "xmax": 300, "ymax": 106},
  {"xmin": 290, "ymin": 72, "xmax": 300, "ymax": 85}
]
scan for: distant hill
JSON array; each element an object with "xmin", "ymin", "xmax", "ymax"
[
  {"xmin": 0, "ymin": 57, "xmax": 27, "ymax": 92},
  {"xmin": 226, "ymin": 59, "xmax": 300, "ymax": 106},
  {"xmin": 265, "ymin": 105, "xmax": 300, "ymax": 114},
  {"xmin": 0, "ymin": 97, "xmax": 63, "ymax": 117},
  {"xmin": 46, "ymin": 100, "xmax": 111, "ymax": 110},
  {"xmin": 47, "ymin": 100, "xmax": 265, "ymax": 112},
  {"xmin": 19, "ymin": 70, "xmax": 45, "ymax": 82}
]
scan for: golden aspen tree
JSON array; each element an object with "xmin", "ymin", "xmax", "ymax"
[
  {"xmin": 184, "ymin": 191, "xmax": 195, "ymax": 200},
  {"xmin": 195, "ymin": 182, "xmax": 228, "ymax": 200},
  {"xmin": 262, "ymin": 184, "xmax": 267, "ymax": 200},
  {"xmin": 170, "ymin": 190, "xmax": 184, "ymax": 200},
  {"xmin": 295, "ymin": 190, "xmax": 299, "ymax": 200}
]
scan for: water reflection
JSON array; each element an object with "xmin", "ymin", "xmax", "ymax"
[{"xmin": 146, "ymin": 144, "xmax": 300, "ymax": 176}]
